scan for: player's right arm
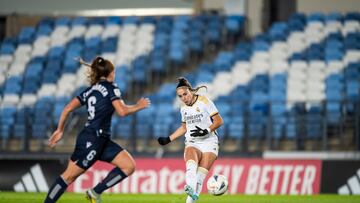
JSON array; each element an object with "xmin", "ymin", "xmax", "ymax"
[
  {"xmin": 158, "ymin": 123, "xmax": 186, "ymax": 145},
  {"xmin": 48, "ymin": 98, "xmax": 81, "ymax": 148},
  {"xmin": 170, "ymin": 123, "xmax": 187, "ymax": 141}
]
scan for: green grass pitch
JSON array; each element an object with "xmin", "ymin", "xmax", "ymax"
[{"xmin": 0, "ymin": 192, "xmax": 360, "ymax": 203}]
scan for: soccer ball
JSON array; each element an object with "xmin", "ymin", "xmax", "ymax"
[{"xmin": 206, "ymin": 174, "xmax": 228, "ymax": 196}]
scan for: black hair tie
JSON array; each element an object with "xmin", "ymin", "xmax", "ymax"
[{"xmin": 98, "ymin": 57, "xmax": 106, "ymax": 66}]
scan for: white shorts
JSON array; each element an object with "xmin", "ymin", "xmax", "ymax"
[{"xmin": 184, "ymin": 135, "xmax": 219, "ymax": 157}]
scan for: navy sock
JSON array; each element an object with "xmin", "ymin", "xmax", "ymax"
[
  {"xmin": 93, "ymin": 167, "xmax": 127, "ymax": 194},
  {"xmin": 44, "ymin": 176, "xmax": 68, "ymax": 203}
]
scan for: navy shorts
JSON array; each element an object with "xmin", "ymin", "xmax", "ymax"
[{"xmin": 70, "ymin": 128, "xmax": 123, "ymax": 170}]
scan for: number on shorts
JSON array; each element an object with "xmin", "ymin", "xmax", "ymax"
[
  {"xmin": 87, "ymin": 96, "xmax": 97, "ymax": 120},
  {"xmin": 86, "ymin": 150, "xmax": 97, "ymax": 161}
]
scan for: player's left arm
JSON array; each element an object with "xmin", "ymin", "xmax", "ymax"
[
  {"xmin": 208, "ymin": 113, "xmax": 223, "ymax": 132},
  {"xmin": 206, "ymin": 98, "xmax": 223, "ymax": 132},
  {"xmin": 112, "ymin": 98, "xmax": 150, "ymax": 117},
  {"xmin": 110, "ymin": 84, "xmax": 150, "ymax": 116},
  {"xmin": 48, "ymin": 98, "xmax": 81, "ymax": 147}
]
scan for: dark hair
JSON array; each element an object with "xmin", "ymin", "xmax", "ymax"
[
  {"xmin": 78, "ymin": 56, "xmax": 115, "ymax": 85},
  {"xmin": 176, "ymin": 77, "xmax": 207, "ymax": 93}
]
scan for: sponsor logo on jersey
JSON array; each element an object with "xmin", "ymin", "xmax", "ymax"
[{"xmin": 184, "ymin": 114, "xmax": 204, "ymax": 124}]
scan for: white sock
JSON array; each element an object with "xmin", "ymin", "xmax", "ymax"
[
  {"xmin": 195, "ymin": 167, "xmax": 208, "ymax": 195},
  {"xmin": 186, "ymin": 195, "xmax": 194, "ymax": 203},
  {"xmin": 185, "ymin": 160, "xmax": 198, "ymax": 191}
]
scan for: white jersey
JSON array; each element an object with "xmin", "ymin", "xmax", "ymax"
[{"xmin": 181, "ymin": 95, "xmax": 219, "ymax": 141}]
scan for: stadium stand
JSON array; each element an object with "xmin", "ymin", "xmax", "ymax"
[
  {"xmin": 0, "ymin": 12, "xmax": 358, "ymax": 153},
  {"xmin": 0, "ymin": 14, "xmax": 246, "ymax": 151}
]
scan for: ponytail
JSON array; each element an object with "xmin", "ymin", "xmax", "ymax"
[
  {"xmin": 190, "ymin": 85, "xmax": 207, "ymax": 93},
  {"xmin": 76, "ymin": 56, "xmax": 114, "ymax": 85},
  {"xmin": 76, "ymin": 57, "xmax": 91, "ymax": 68}
]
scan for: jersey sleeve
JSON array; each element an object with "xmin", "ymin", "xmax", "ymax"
[
  {"xmin": 76, "ymin": 87, "xmax": 90, "ymax": 106},
  {"xmin": 108, "ymin": 83, "xmax": 122, "ymax": 101},
  {"xmin": 180, "ymin": 108, "xmax": 186, "ymax": 123},
  {"xmin": 206, "ymin": 98, "xmax": 219, "ymax": 117}
]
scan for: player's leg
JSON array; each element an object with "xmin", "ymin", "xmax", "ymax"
[
  {"xmin": 185, "ymin": 153, "xmax": 215, "ymax": 203},
  {"xmin": 195, "ymin": 136, "xmax": 219, "ymax": 198},
  {"xmin": 66, "ymin": 130, "xmax": 106, "ymax": 203},
  {"xmin": 111, "ymin": 149, "xmax": 136, "ymax": 175},
  {"xmin": 44, "ymin": 160, "xmax": 85, "ymax": 203},
  {"xmin": 86, "ymin": 150, "xmax": 134, "ymax": 203},
  {"xmin": 196, "ymin": 152, "xmax": 217, "ymax": 195},
  {"xmin": 88, "ymin": 138, "xmax": 134, "ymax": 199},
  {"xmin": 184, "ymin": 146, "xmax": 202, "ymax": 201},
  {"xmin": 91, "ymin": 150, "xmax": 135, "ymax": 195}
]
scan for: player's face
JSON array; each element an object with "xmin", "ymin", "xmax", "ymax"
[{"xmin": 177, "ymin": 88, "xmax": 193, "ymax": 106}]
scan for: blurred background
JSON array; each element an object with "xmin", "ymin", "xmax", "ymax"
[{"xmin": 0, "ymin": 0, "xmax": 359, "ymax": 196}]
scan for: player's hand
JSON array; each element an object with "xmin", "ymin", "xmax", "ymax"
[
  {"xmin": 157, "ymin": 137, "xmax": 171, "ymax": 145},
  {"xmin": 190, "ymin": 126, "xmax": 210, "ymax": 137},
  {"xmin": 137, "ymin": 97, "xmax": 151, "ymax": 109},
  {"xmin": 48, "ymin": 129, "xmax": 63, "ymax": 148}
]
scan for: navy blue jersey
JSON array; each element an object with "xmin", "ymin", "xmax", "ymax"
[{"xmin": 77, "ymin": 80, "xmax": 121, "ymax": 134}]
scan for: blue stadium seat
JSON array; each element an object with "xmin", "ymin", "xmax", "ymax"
[
  {"xmin": 228, "ymin": 116, "xmax": 244, "ymax": 140},
  {"xmin": 0, "ymin": 43, "xmax": 15, "ymax": 54},
  {"xmin": 306, "ymin": 105, "xmax": 323, "ymax": 139},
  {"xmin": 88, "ymin": 17, "xmax": 104, "ymax": 25},
  {"xmin": 13, "ymin": 124, "xmax": 26, "ymax": 139},
  {"xmin": 325, "ymin": 12, "xmax": 343, "ymax": 22},
  {"xmin": 225, "ymin": 15, "xmax": 245, "ymax": 33},
  {"xmin": 31, "ymin": 124, "xmax": 48, "ymax": 138},
  {"xmin": 307, "ymin": 12, "xmax": 324, "ymax": 22},
  {"xmin": 132, "ymin": 56, "xmax": 148, "ymax": 82},
  {"xmin": 36, "ymin": 25, "xmax": 53, "ymax": 37},
  {"xmin": 18, "ymin": 27, "xmax": 35, "ymax": 44},
  {"xmin": 72, "ymin": 16, "xmax": 88, "ymax": 26},
  {"xmin": 123, "ymin": 16, "xmax": 139, "ymax": 25},
  {"xmin": 153, "ymin": 124, "xmax": 170, "ymax": 138},
  {"xmin": 135, "ymin": 123, "xmax": 152, "ymax": 139},
  {"xmin": 114, "ymin": 124, "xmax": 133, "ymax": 139},
  {"xmin": 326, "ymin": 101, "xmax": 342, "ymax": 124},
  {"xmin": 0, "ymin": 124, "xmax": 11, "ymax": 140},
  {"xmin": 55, "ymin": 17, "xmax": 71, "ymax": 26}
]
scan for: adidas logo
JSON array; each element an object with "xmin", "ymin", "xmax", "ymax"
[
  {"xmin": 13, "ymin": 164, "xmax": 49, "ymax": 192},
  {"xmin": 338, "ymin": 168, "xmax": 360, "ymax": 195}
]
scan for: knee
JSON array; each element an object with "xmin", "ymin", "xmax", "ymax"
[
  {"xmin": 119, "ymin": 158, "xmax": 136, "ymax": 176},
  {"xmin": 61, "ymin": 172, "xmax": 79, "ymax": 184},
  {"xmin": 112, "ymin": 151, "xmax": 136, "ymax": 176},
  {"xmin": 125, "ymin": 159, "xmax": 136, "ymax": 176}
]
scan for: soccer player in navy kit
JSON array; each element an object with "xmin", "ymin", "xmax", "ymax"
[{"xmin": 44, "ymin": 56, "xmax": 150, "ymax": 203}]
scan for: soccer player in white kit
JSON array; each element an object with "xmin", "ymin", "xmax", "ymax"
[{"xmin": 158, "ymin": 77, "xmax": 224, "ymax": 203}]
